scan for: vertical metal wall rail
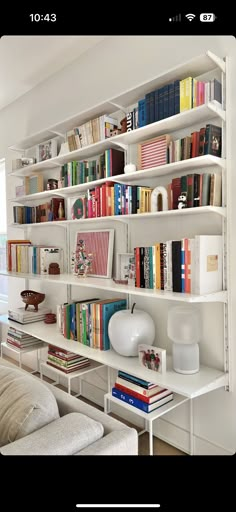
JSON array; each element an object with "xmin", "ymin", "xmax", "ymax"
[
  {"xmin": 66, "ymin": 224, "xmax": 71, "ymax": 303},
  {"xmin": 221, "ymin": 58, "xmax": 230, "ymax": 390}
]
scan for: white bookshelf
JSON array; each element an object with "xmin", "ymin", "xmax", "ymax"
[
  {"xmin": 11, "ymin": 155, "xmax": 225, "ymax": 203},
  {"xmin": 9, "ymin": 206, "xmax": 226, "ymax": 230},
  {"xmin": 0, "ymin": 315, "xmax": 228, "ymax": 399},
  {"xmin": 5, "ymin": 50, "xmax": 230, "ymax": 455}
]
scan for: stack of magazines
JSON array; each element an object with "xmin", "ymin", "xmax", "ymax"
[{"xmin": 8, "ymin": 306, "xmax": 51, "ymax": 324}]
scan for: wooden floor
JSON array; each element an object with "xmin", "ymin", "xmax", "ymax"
[{"xmin": 2, "ymin": 356, "xmax": 185, "ymax": 456}]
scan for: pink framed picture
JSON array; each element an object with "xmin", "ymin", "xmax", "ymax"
[{"xmin": 74, "ymin": 229, "xmax": 114, "ymax": 278}]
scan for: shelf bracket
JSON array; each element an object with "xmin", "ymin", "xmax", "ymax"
[
  {"xmin": 112, "ymin": 141, "xmax": 128, "ymax": 152},
  {"xmin": 207, "ymin": 50, "xmax": 226, "ymax": 73},
  {"xmin": 49, "ymin": 130, "xmax": 65, "ymax": 138},
  {"xmin": 108, "ymin": 101, "xmax": 127, "ymax": 114}
]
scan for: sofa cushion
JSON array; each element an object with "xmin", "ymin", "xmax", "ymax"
[
  {"xmin": 0, "ymin": 412, "xmax": 104, "ymax": 455},
  {"xmin": 0, "ymin": 365, "xmax": 59, "ymax": 446}
]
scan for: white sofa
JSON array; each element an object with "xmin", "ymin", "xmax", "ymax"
[{"xmin": 0, "ymin": 358, "xmax": 138, "ymax": 455}]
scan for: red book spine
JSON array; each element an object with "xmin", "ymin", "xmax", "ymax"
[
  {"xmin": 101, "ymin": 184, "xmax": 106, "ymax": 217},
  {"xmin": 135, "ymin": 247, "xmax": 140, "ymax": 288}
]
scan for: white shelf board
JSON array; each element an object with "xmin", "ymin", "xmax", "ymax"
[
  {"xmin": 1, "ymin": 340, "xmax": 46, "ymax": 354},
  {"xmin": 9, "ymin": 51, "xmax": 225, "ymax": 151},
  {"xmin": 10, "ymin": 104, "xmax": 225, "ymax": 177},
  {"xmin": 11, "ymin": 155, "xmax": 225, "ymax": 203},
  {"xmin": 0, "ymin": 315, "xmax": 228, "ymax": 398},
  {"xmin": 10, "ymin": 206, "xmax": 226, "ymax": 229},
  {"xmin": 104, "ymin": 392, "xmax": 189, "ymax": 420},
  {"xmin": 40, "ymin": 359, "xmax": 105, "ymax": 379},
  {"xmin": 0, "ymin": 276, "xmax": 227, "ymax": 303}
]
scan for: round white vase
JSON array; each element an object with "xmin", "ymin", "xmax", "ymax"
[
  {"xmin": 108, "ymin": 308, "xmax": 155, "ymax": 356},
  {"xmin": 124, "ymin": 163, "xmax": 136, "ymax": 174}
]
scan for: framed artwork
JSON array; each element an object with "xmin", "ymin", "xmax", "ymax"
[
  {"xmin": 36, "ymin": 138, "xmax": 57, "ymax": 162},
  {"xmin": 116, "ymin": 253, "xmax": 133, "ymax": 282},
  {"xmin": 74, "ymin": 229, "xmax": 114, "ymax": 278},
  {"xmin": 138, "ymin": 344, "xmax": 166, "ymax": 374},
  {"xmin": 67, "ymin": 196, "xmax": 87, "ymax": 220}
]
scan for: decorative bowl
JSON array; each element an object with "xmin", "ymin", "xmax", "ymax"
[{"xmin": 21, "ymin": 290, "xmax": 45, "ymax": 312}]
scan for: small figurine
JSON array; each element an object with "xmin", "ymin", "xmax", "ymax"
[
  {"xmin": 71, "ymin": 240, "xmax": 93, "ymax": 277},
  {"xmin": 178, "ymin": 192, "xmax": 187, "ymax": 209}
]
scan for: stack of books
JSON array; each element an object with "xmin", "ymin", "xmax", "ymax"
[
  {"xmin": 46, "ymin": 345, "xmax": 90, "ymax": 373},
  {"xmin": 112, "ymin": 371, "xmax": 173, "ymax": 413},
  {"xmin": 8, "ymin": 306, "xmax": 51, "ymax": 324},
  {"xmin": 6, "ymin": 327, "xmax": 43, "ymax": 350}
]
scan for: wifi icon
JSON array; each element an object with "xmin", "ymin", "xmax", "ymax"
[{"xmin": 185, "ymin": 13, "xmax": 196, "ymax": 21}]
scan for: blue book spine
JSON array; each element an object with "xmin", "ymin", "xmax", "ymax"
[
  {"xmin": 145, "ymin": 93, "xmax": 151, "ymax": 124},
  {"xmin": 114, "ymin": 184, "xmax": 119, "ymax": 216},
  {"xmin": 70, "ymin": 302, "xmax": 76, "ymax": 340},
  {"xmin": 174, "ymin": 80, "xmax": 180, "ymax": 115},
  {"xmin": 149, "ymin": 92, "xmax": 155, "ymax": 124},
  {"xmin": 168, "ymin": 83, "xmax": 175, "ymax": 117},
  {"xmin": 112, "ymin": 387, "xmax": 151, "ymax": 413},
  {"xmin": 103, "ymin": 300, "xmax": 127, "ymax": 350},
  {"xmin": 163, "ymin": 85, "xmax": 169, "ymax": 118},
  {"xmin": 138, "ymin": 99, "xmax": 146, "ymax": 127},
  {"xmin": 154, "ymin": 89, "xmax": 159, "ymax": 122},
  {"xmin": 158, "ymin": 86, "xmax": 165, "ymax": 120},
  {"xmin": 33, "ymin": 246, "xmax": 37, "ymax": 274},
  {"xmin": 118, "ymin": 370, "xmax": 152, "ymax": 388}
]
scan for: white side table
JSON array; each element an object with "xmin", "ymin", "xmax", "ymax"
[
  {"xmin": 40, "ymin": 360, "xmax": 105, "ymax": 396},
  {"xmin": 104, "ymin": 391, "xmax": 189, "ymax": 455},
  {"xmin": 1, "ymin": 340, "xmax": 45, "ymax": 374}
]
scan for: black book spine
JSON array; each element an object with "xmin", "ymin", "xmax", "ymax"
[
  {"xmin": 140, "ymin": 247, "xmax": 145, "ymax": 288},
  {"xmin": 172, "ymin": 241, "xmax": 182, "ymax": 292}
]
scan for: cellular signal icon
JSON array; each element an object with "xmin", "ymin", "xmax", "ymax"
[
  {"xmin": 185, "ymin": 13, "xmax": 196, "ymax": 21},
  {"xmin": 169, "ymin": 13, "xmax": 181, "ymax": 22}
]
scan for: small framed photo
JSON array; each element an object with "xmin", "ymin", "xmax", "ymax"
[
  {"xmin": 116, "ymin": 253, "xmax": 133, "ymax": 282},
  {"xmin": 74, "ymin": 229, "xmax": 114, "ymax": 278},
  {"xmin": 138, "ymin": 344, "xmax": 166, "ymax": 374},
  {"xmin": 36, "ymin": 139, "xmax": 57, "ymax": 162}
]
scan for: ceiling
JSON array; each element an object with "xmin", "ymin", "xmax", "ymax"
[{"xmin": 0, "ymin": 36, "xmax": 106, "ymax": 111}]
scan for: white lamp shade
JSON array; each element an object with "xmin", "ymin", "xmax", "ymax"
[
  {"xmin": 108, "ymin": 308, "xmax": 155, "ymax": 356},
  {"xmin": 167, "ymin": 306, "xmax": 200, "ymax": 345},
  {"xmin": 172, "ymin": 343, "xmax": 199, "ymax": 374}
]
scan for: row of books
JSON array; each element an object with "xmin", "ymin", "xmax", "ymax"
[
  {"xmin": 57, "ymin": 298, "xmax": 127, "ymax": 350},
  {"xmin": 112, "ymin": 371, "xmax": 173, "ymax": 413},
  {"xmin": 60, "ymin": 148, "xmax": 124, "ymax": 187},
  {"xmin": 7, "ymin": 241, "xmax": 63, "ymax": 274},
  {"xmin": 168, "ymin": 124, "xmax": 222, "ymax": 162},
  {"xmin": 46, "ymin": 345, "xmax": 90, "ymax": 374},
  {"xmin": 13, "ymin": 198, "xmax": 65, "ymax": 224},
  {"xmin": 66, "ymin": 114, "xmax": 118, "ymax": 151},
  {"xmin": 169, "ymin": 173, "xmax": 221, "ymax": 209},
  {"xmin": 138, "ymin": 125, "xmax": 222, "ymax": 172},
  {"xmin": 134, "ymin": 235, "xmax": 223, "ymax": 295},
  {"xmin": 6, "ymin": 327, "xmax": 43, "ymax": 350},
  {"xmin": 133, "ymin": 77, "xmax": 222, "ymax": 129},
  {"xmin": 68, "ymin": 171, "xmax": 221, "ymax": 222}
]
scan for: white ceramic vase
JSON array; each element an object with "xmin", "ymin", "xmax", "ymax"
[
  {"xmin": 124, "ymin": 163, "xmax": 136, "ymax": 174},
  {"xmin": 108, "ymin": 303, "xmax": 155, "ymax": 356}
]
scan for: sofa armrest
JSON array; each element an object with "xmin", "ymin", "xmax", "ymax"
[
  {"xmin": 77, "ymin": 428, "xmax": 138, "ymax": 455},
  {"xmin": 0, "ymin": 412, "xmax": 103, "ymax": 455},
  {"xmin": 44, "ymin": 383, "xmax": 131, "ymax": 435}
]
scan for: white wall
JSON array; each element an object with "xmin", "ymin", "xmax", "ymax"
[{"xmin": 1, "ymin": 35, "xmax": 236, "ymax": 455}]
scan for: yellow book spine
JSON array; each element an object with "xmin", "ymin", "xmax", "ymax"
[
  {"xmin": 180, "ymin": 79, "xmax": 186, "ymax": 112},
  {"xmin": 155, "ymin": 243, "xmax": 161, "ymax": 289}
]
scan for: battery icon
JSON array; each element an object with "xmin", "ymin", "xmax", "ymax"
[{"xmin": 200, "ymin": 13, "xmax": 216, "ymax": 22}]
